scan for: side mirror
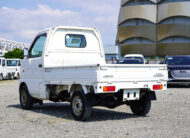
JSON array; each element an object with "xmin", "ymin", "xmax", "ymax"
[{"xmin": 23, "ymin": 48, "xmax": 29, "ymax": 58}]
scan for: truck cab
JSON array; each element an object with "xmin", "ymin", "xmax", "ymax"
[{"xmin": 19, "ymin": 26, "xmax": 168, "ymax": 121}]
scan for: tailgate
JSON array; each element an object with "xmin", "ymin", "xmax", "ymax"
[{"xmin": 98, "ymin": 64, "xmax": 168, "ymax": 83}]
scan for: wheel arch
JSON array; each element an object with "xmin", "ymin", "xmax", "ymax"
[
  {"xmin": 69, "ymin": 84, "xmax": 92, "ymax": 96},
  {"xmin": 19, "ymin": 82, "xmax": 27, "ymax": 92}
]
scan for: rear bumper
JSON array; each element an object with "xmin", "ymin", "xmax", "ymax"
[
  {"xmin": 95, "ymin": 81, "xmax": 167, "ymax": 93},
  {"xmin": 168, "ymin": 79, "xmax": 190, "ymax": 84}
]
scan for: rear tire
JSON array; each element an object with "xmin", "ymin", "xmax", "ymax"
[
  {"xmin": 71, "ymin": 91, "xmax": 92, "ymax": 121},
  {"xmin": 130, "ymin": 93, "xmax": 151, "ymax": 116},
  {"xmin": 19, "ymin": 85, "xmax": 33, "ymax": 109}
]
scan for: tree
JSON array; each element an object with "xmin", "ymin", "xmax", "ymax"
[{"xmin": 4, "ymin": 48, "xmax": 24, "ymax": 59}]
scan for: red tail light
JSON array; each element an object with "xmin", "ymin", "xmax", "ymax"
[
  {"xmin": 153, "ymin": 85, "xmax": 163, "ymax": 90},
  {"xmin": 103, "ymin": 86, "xmax": 116, "ymax": 92}
]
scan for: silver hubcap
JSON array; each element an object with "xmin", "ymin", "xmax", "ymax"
[
  {"xmin": 21, "ymin": 90, "xmax": 27, "ymax": 106},
  {"xmin": 72, "ymin": 96, "xmax": 83, "ymax": 116}
]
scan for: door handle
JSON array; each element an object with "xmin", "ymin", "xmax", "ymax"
[{"xmin": 39, "ymin": 64, "xmax": 42, "ymax": 68}]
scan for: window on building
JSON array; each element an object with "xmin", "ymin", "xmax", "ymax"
[
  {"xmin": 159, "ymin": 36, "xmax": 190, "ymax": 43},
  {"xmin": 159, "ymin": 0, "xmax": 190, "ymax": 4},
  {"xmin": 121, "ymin": 37, "xmax": 154, "ymax": 44},
  {"xmin": 120, "ymin": 18, "xmax": 154, "ymax": 26},
  {"xmin": 159, "ymin": 16, "xmax": 190, "ymax": 24},
  {"xmin": 122, "ymin": 0, "xmax": 155, "ymax": 7}
]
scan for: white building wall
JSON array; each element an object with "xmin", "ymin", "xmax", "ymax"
[{"xmin": 0, "ymin": 38, "xmax": 30, "ymax": 57}]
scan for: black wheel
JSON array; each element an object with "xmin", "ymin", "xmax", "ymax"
[
  {"xmin": 19, "ymin": 85, "xmax": 33, "ymax": 109},
  {"xmin": 17, "ymin": 73, "xmax": 20, "ymax": 79},
  {"xmin": 0, "ymin": 74, "xmax": 3, "ymax": 81},
  {"xmin": 39, "ymin": 100, "xmax": 43, "ymax": 105},
  {"xmin": 71, "ymin": 91, "xmax": 92, "ymax": 121},
  {"xmin": 130, "ymin": 93, "xmax": 151, "ymax": 116},
  {"xmin": 8, "ymin": 73, "xmax": 14, "ymax": 80}
]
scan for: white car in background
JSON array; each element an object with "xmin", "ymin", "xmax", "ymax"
[
  {"xmin": 0, "ymin": 58, "xmax": 6, "ymax": 80},
  {"xmin": 118, "ymin": 54, "xmax": 145, "ymax": 64},
  {"xmin": 6, "ymin": 59, "xmax": 21, "ymax": 79}
]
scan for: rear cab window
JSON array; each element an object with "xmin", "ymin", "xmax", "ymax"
[{"xmin": 65, "ymin": 34, "xmax": 86, "ymax": 48}]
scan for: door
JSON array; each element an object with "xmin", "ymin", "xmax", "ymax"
[
  {"xmin": 23, "ymin": 33, "xmax": 47, "ymax": 97},
  {"xmin": 2, "ymin": 59, "xmax": 6, "ymax": 78},
  {"xmin": 0, "ymin": 59, "xmax": 2, "ymax": 78}
]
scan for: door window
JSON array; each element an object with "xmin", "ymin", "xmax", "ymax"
[{"xmin": 29, "ymin": 34, "xmax": 47, "ymax": 58}]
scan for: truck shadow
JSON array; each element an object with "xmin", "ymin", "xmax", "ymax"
[{"xmin": 8, "ymin": 103, "xmax": 144, "ymax": 122}]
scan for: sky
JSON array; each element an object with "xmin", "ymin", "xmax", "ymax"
[{"xmin": 0, "ymin": 0, "xmax": 120, "ymax": 46}]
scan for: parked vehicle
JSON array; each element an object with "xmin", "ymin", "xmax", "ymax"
[
  {"xmin": 164, "ymin": 55, "xmax": 190, "ymax": 85},
  {"xmin": 19, "ymin": 26, "xmax": 168, "ymax": 121},
  {"xmin": 6, "ymin": 59, "xmax": 21, "ymax": 79},
  {"xmin": 0, "ymin": 58, "xmax": 6, "ymax": 80},
  {"xmin": 118, "ymin": 54, "xmax": 145, "ymax": 64}
]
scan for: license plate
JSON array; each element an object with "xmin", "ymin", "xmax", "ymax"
[{"xmin": 123, "ymin": 89, "xmax": 140, "ymax": 101}]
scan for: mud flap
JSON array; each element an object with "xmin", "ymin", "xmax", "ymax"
[{"xmin": 149, "ymin": 91, "xmax": 157, "ymax": 101}]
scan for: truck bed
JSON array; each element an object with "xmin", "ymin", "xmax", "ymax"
[
  {"xmin": 98, "ymin": 64, "xmax": 167, "ymax": 82},
  {"xmin": 44, "ymin": 64, "xmax": 168, "ymax": 93}
]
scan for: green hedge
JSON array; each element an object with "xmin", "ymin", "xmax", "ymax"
[{"xmin": 4, "ymin": 48, "xmax": 23, "ymax": 59}]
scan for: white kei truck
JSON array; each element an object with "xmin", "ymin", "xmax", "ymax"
[
  {"xmin": 0, "ymin": 58, "xmax": 6, "ymax": 80},
  {"xmin": 0, "ymin": 58, "xmax": 21, "ymax": 80},
  {"xmin": 19, "ymin": 26, "xmax": 168, "ymax": 121},
  {"xmin": 6, "ymin": 59, "xmax": 21, "ymax": 79}
]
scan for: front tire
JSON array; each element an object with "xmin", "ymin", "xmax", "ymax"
[
  {"xmin": 8, "ymin": 73, "xmax": 14, "ymax": 80},
  {"xmin": 17, "ymin": 73, "xmax": 20, "ymax": 79},
  {"xmin": 19, "ymin": 85, "xmax": 33, "ymax": 109},
  {"xmin": 0, "ymin": 74, "xmax": 3, "ymax": 81},
  {"xmin": 71, "ymin": 91, "xmax": 92, "ymax": 121},
  {"xmin": 130, "ymin": 93, "xmax": 151, "ymax": 116}
]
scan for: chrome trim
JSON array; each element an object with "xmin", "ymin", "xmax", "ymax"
[{"xmin": 171, "ymin": 70, "xmax": 190, "ymax": 80}]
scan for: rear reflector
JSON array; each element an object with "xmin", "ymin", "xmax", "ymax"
[
  {"xmin": 153, "ymin": 85, "xmax": 163, "ymax": 90},
  {"xmin": 103, "ymin": 86, "xmax": 116, "ymax": 92}
]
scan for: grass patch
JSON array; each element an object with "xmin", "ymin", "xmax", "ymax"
[{"xmin": 0, "ymin": 80, "xmax": 18, "ymax": 84}]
